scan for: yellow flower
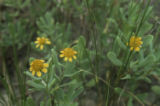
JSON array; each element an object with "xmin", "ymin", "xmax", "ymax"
[
  {"xmin": 29, "ymin": 59, "xmax": 49, "ymax": 77},
  {"xmin": 128, "ymin": 36, "xmax": 143, "ymax": 52},
  {"xmin": 59, "ymin": 48, "xmax": 77, "ymax": 62},
  {"xmin": 34, "ymin": 37, "xmax": 51, "ymax": 50}
]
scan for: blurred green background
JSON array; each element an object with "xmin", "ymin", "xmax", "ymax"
[{"xmin": 1, "ymin": 0, "xmax": 160, "ymax": 106}]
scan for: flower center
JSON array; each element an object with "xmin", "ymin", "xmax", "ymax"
[
  {"xmin": 130, "ymin": 37, "xmax": 141, "ymax": 48},
  {"xmin": 133, "ymin": 40, "xmax": 139, "ymax": 47},
  {"xmin": 63, "ymin": 48, "xmax": 75, "ymax": 57},
  {"xmin": 31, "ymin": 60, "xmax": 44, "ymax": 72},
  {"xmin": 39, "ymin": 38, "xmax": 46, "ymax": 44}
]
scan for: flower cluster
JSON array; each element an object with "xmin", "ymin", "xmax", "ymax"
[
  {"xmin": 35, "ymin": 37, "xmax": 51, "ymax": 50},
  {"xmin": 29, "ymin": 37, "xmax": 78, "ymax": 77},
  {"xmin": 59, "ymin": 48, "xmax": 77, "ymax": 62},
  {"xmin": 30, "ymin": 59, "xmax": 48, "ymax": 77},
  {"xmin": 128, "ymin": 36, "xmax": 143, "ymax": 52}
]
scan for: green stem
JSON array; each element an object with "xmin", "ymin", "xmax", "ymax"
[
  {"xmin": 105, "ymin": 79, "xmax": 110, "ymax": 106},
  {"xmin": 84, "ymin": 0, "xmax": 101, "ymax": 97},
  {"xmin": 46, "ymin": 61, "xmax": 55, "ymax": 106},
  {"xmin": 1, "ymin": 48, "xmax": 16, "ymax": 105},
  {"xmin": 12, "ymin": 34, "xmax": 26, "ymax": 106},
  {"xmin": 135, "ymin": 0, "xmax": 151, "ymax": 36}
]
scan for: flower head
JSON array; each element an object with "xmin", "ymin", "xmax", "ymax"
[
  {"xmin": 59, "ymin": 48, "xmax": 77, "ymax": 62},
  {"xmin": 35, "ymin": 37, "xmax": 51, "ymax": 50},
  {"xmin": 128, "ymin": 36, "xmax": 143, "ymax": 52},
  {"xmin": 29, "ymin": 59, "xmax": 49, "ymax": 77}
]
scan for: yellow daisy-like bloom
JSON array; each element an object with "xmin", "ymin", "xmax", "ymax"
[
  {"xmin": 59, "ymin": 48, "xmax": 77, "ymax": 62},
  {"xmin": 128, "ymin": 36, "xmax": 143, "ymax": 52},
  {"xmin": 34, "ymin": 37, "xmax": 51, "ymax": 50},
  {"xmin": 29, "ymin": 59, "xmax": 49, "ymax": 77}
]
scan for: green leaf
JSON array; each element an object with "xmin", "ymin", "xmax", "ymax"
[
  {"xmin": 0, "ymin": 94, "xmax": 7, "ymax": 106},
  {"xmin": 78, "ymin": 36, "xmax": 86, "ymax": 47},
  {"xmin": 143, "ymin": 35, "xmax": 153, "ymax": 47},
  {"xmin": 51, "ymin": 48, "xmax": 62, "ymax": 76},
  {"xmin": 116, "ymin": 36, "xmax": 127, "ymax": 50},
  {"xmin": 75, "ymin": 36, "xmax": 86, "ymax": 59},
  {"xmin": 107, "ymin": 52, "xmax": 122, "ymax": 66},
  {"xmin": 40, "ymin": 101, "xmax": 45, "ymax": 106},
  {"xmin": 114, "ymin": 87, "xmax": 122, "ymax": 94},
  {"xmin": 36, "ymin": 12, "xmax": 55, "ymax": 36},
  {"xmin": 63, "ymin": 63, "xmax": 75, "ymax": 77},
  {"xmin": 29, "ymin": 57, "xmax": 35, "ymax": 63},
  {"xmin": 63, "ymin": 70, "xmax": 82, "ymax": 77},
  {"xmin": 121, "ymin": 74, "xmax": 131, "ymax": 80},
  {"xmin": 130, "ymin": 60, "xmax": 139, "ymax": 69},
  {"xmin": 114, "ymin": 87, "xmax": 129, "ymax": 97},
  {"xmin": 46, "ymin": 98, "xmax": 51, "ymax": 106},
  {"xmin": 137, "ymin": 76, "xmax": 152, "ymax": 84},
  {"xmin": 51, "ymin": 49, "xmax": 59, "ymax": 64},
  {"xmin": 58, "ymin": 101, "xmax": 78, "ymax": 106},
  {"xmin": 27, "ymin": 80, "xmax": 45, "ymax": 91},
  {"xmin": 127, "ymin": 97, "xmax": 133, "ymax": 106},
  {"xmin": 71, "ymin": 86, "xmax": 83, "ymax": 100},
  {"xmin": 86, "ymin": 79, "xmax": 96, "ymax": 87},
  {"xmin": 137, "ymin": 93, "xmax": 148, "ymax": 101},
  {"xmin": 139, "ymin": 22, "xmax": 153, "ymax": 36},
  {"xmin": 151, "ymin": 85, "xmax": 160, "ymax": 95},
  {"xmin": 64, "ymin": 80, "xmax": 83, "ymax": 101},
  {"xmin": 48, "ymin": 79, "xmax": 56, "ymax": 89},
  {"xmin": 26, "ymin": 97, "xmax": 36, "ymax": 106},
  {"xmin": 138, "ymin": 55, "xmax": 155, "ymax": 68}
]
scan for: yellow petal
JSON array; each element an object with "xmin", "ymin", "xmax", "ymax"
[
  {"xmin": 46, "ymin": 40, "xmax": 51, "ymax": 45},
  {"xmin": 37, "ymin": 71, "xmax": 42, "ymax": 77},
  {"xmin": 140, "ymin": 41, "xmax": 143, "ymax": 44},
  {"xmin": 37, "ymin": 37, "xmax": 40, "ymax": 40},
  {"xmin": 74, "ymin": 51, "xmax": 77, "ymax": 54},
  {"xmin": 32, "ymin": 71, "xmax": 35, "ymax": 76},
  {"xmin": 60, "ymin": 50, "xmax": 64, "ymax": 53},
  {"xmin": 42, "ymin": 68, "xmax": 47, "ymax": 73},
  {"xmin": 59, "ymin": 54, "xmax": 64, "ymax": 57},
  {"xmin": 64, "ymin": 57, "xmax": 68, "ymax": 61},
  {"xmin": 69, "ymin": 58, "xmax": 72, "ymax": 62},
  {"xmin": 130, "ymin": 47, "xmax": 134, "ymax": 51},
  {"xmin": 135, "ymin": 47, "xmax": 140, "ymax": 51},
  {"xmin": 126, "ymin": 42, "xmax": 128, "ymax": 46},
  {"xmin": 132, "ymin": 36, "xmax": 135, "ymax": 38},
  {"xmin": 40, "ymin": 60, "xmax": 45, "ymax": 62},
  {"xmin": 43, "ymin": 63, "xmax": 49, "ymax": 67},
  {"xmin": 30, "ymin": 62, "xmax": 33, "ymax": 65},
  {"xmin": 36, "ymin": 44, "xmax": 39, "ymax": 48},
  {"xmin": 137, "ymin": 37, "xmax": 142, "ymax": 40},
  {"xmin": 40, "ymin": 45, "xmax": 44, "ymax": 50},
  {"xmin": 30, "ymin": 67, "xmax": 33, "ymax": 71},
  {"xmin": 73, "ymin": 56, "xmax": 77, "ymax": 59},
  {"xmin": 34, "ymin": 41, "xmax": 39, "ymax": 44}
]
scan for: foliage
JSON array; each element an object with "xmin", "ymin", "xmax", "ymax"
[{"xmin": 0, "ymin": 0, "xmax": 160, "ymax": 106}]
